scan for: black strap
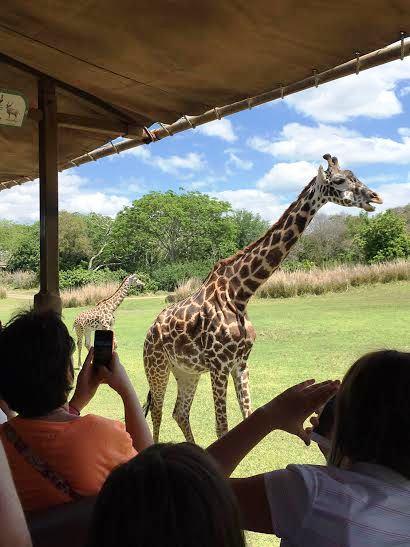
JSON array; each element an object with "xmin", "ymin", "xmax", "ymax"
[{"xmin": 3, "ymin": 422, "xmax": 83, "ymax": 502}]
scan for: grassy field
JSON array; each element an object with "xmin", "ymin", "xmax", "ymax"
[{"xmin": 1, "ymin": 282, "xmax": 409, "ymax": 546}]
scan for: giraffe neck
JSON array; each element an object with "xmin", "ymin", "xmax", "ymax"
[
  {"xmin": 220, "ymin": 177, "xmax": 325, "ymax": 308},
  {"xmin": 100, "ymin": 280, "xmax": 131, "ymax": 313}
]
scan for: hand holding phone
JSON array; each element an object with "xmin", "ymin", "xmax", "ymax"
[{"xmin": 93, "ymin": 330, "xmax": 114, "ymax": 369}]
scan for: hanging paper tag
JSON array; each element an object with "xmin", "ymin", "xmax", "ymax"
[{"xmin": 0, "ymin": 90, "xmax": 28, "ymax": 127}]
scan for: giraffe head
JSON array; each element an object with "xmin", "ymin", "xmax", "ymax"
[
  {"xmin": 126, "ymin": 273, "xmax": 144, "ymax": 290},
  {"xmin": 315, "ymin": 154, "xmax": 383, "ymax": 212}
]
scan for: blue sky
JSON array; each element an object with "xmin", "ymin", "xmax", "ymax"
[{"xmin": 2, "ymin": 56, "xmax": 410, "ymax": 224}]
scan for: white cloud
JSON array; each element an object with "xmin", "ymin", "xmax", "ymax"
[
  {"xmin": 211, "ymin": 189, "xmax": 288, "ymax": 222},
  {"xmin": 126, "ymin": 145, "xmax": 151, "ymax": 160},
  {"xmin": 0, "ymin": 171, "xmax": 130, "ymax": 223},
  {"xmin": 398, "ymin": 127, "xmax": 410, "ymax": 137},
  {"xmin": 256, "ymin": 161, "xmax": 317, "ymax": 191},
  {"xmin": 154, "ymin": 152, "xmax": 205, "ymax": 174},
  {"xmin": 248, "ymin": 123, "xmax": 410, "ymax": 165},
  {"xmin": 285, "ymin": 57, "xmax": 410, "ymax": 122},
  {"xmin": 373, "ymin": 182, "xmax": 410, "ymax": 210},
  {"xmin": 195, "ymin": 119, "xmax": 237, "ymax": 142},
  {"xmin": 225, "ymin": 150, "xmax": 253, "ymax": 171},
  {"xmin": 121, "ymin": 144, "xmax": 205, "ymax": 174}
]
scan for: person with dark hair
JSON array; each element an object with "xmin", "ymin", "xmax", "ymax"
[
  {"xmin": 208, "ymin": 349, "xmax": 410, "ymax": 546},
  {"xmin": 88, "ymin": 443, "xmax": 246, "ymax": 547},
  {"xmin": 0, "ymin": 309, "xmax": 153, "ymax": 512}
]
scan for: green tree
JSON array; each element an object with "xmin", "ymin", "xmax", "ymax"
[
  {"xmin": 355, "ymin": 210, "xmax": 410, "ymax": 263},
  {"xmin": 8, "ymin": 224, "xmax": 40, "ymax": 271},
  {"xmin": 83, "ymin": 213, "xmax": 114, "ymax": 270},
  {"xmin": 231, "ymin": 210, "xmax": 269, "ymax": 249},
  {"xmin": 59, "ymin": 212, "xmax": 93, "ymax": 270},
  {"xmin": 106, "ymin": 191, "xmax": 238, "ymax": 271},
  {"xmin": 0, "ymin": 220, "xmax": 31, "ymax": 264}
]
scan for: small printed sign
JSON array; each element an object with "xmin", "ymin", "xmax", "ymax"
[{"xmin": 0, "ymin": 90, "xmax": 28, "ymax": 127}]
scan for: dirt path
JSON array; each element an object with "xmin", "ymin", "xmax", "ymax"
[{"xmin": 5, "ymin": 291, "xmax": 166, "ymax": 301}]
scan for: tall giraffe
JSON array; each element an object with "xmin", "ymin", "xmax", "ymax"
[
  {"xmin": 74, "ymin": 274, "xmax": 142, "ymax": 368},
  {"xmin": 143, "ymin": 154, "xmax": 383, "ymax": 442}
]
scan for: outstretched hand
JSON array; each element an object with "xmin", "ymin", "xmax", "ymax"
[{"xmin": 262, "ymin": 379, "xmax": 340, "ymax": 445}]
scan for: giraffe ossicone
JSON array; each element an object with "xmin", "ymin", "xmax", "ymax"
[
  {"xmin": 73, "ymin": 274, "xmax": 143, "ymax": 369},
  {"xmin": 143, "ymin": 154, "xmax": 383, "ymax": 443}
]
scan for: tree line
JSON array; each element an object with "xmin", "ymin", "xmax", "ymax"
[{"xmin": 1, "ymin": 191, "xmax": 409, "ymax": 291}]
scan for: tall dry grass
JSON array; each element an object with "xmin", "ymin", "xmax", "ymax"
[
  {"xmin": 257, "ymin": 260, "xmax": 410, "ymax": 299},
  {"xmin": 0, "ymin": 287, "xmax": 6, "ymax": 299},
  {"xmin": 169, "ymin": 260, "xmax": 410, "ymax": 303},
  {"xmin": 0, "ymin": 270, "xmax": 37, "ymax": 289},
  {"xmin": 167, "ymin": 277, "xmax": 203, "ymax": 303},
  {"xmin": 61, "ymin": 282, "xmax": 118, "ymax": 308}
]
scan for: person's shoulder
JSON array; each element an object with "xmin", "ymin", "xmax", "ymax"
[
  {"xmin": 72, "ymin": 414, "xmax": 126, "ymax": 435},
  {"xmin": 287, "ymin": 463, "xmax": 361, "ymax": 496}
]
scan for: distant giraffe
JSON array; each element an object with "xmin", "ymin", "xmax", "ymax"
[
  {"xmin": 73, "ymin": 274, "xmax": 142, "ymax": 368},
  {"xmin": 143, "ymin": 154, "xmax": 383, "ymax": 442}
]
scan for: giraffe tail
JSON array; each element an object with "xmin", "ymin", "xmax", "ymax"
[{"xmin": 142, "ymin": 391, "xmax": 152, "ymax": 417}]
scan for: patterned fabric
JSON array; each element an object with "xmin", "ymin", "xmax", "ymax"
[{"xmin": 3, "ymin": 422, "xmax": 83, "ymax": 502}]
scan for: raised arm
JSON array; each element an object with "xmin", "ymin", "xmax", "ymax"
[
  {"xmin": 206, "ymin": 379, "xmax": 339, "ymax": 534},
  {"xmin": 70, "ymin": 350, "xmax": 153, "ymax": 452},
  {"xmin": 207, "ymin": 379, "xmax": 339, "ymax": 476},
  {"xmin": 101, "ymin": 353, "xmax": 153, "ymax": 451}
]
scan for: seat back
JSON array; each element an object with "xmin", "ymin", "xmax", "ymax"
[{"xmin": 27, "ymin": 497, "xmax": 96, "ymax": 547}]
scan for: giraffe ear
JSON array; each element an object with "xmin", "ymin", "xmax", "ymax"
[{"xmin": 317, "ymin": 165, "xmax": 328, "ymax": 184}]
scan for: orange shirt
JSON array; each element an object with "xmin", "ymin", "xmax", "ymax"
[{"xmin": 0, "ymin": 414, "xmax": 137, "ymax": 512}]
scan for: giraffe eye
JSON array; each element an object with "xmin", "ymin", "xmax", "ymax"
[{"xmin": 332, "ymin": 175, "xmax": 345, "ymax": 185}]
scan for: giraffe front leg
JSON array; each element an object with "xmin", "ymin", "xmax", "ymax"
[
  {"xmin": 74, "ymin": 325, "xmax": 83, "ymax": 370},
  {"xmin": 172, "ymin": 368, "xmax": 200, "ymax": 443},
  {"xmin": 210, "ymin": 366, "xmax": 229, "ymax": 439},
  {"xmin": 231, "ymin": 362, "xmax": 253, "ymax": 420},
  {"xmin": 84, "ymin": 328, "xmax": 93, "ymax": 351},
  {"xmin": 109, "ymin": 318, "xmax": 118, "ymax": 349}
]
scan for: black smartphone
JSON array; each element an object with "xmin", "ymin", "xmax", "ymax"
[
  {"xmin": 311, "ymin": 395, "xmax": 336, "ymax": 449},
  {"xmin": 93, "ymin": 330, "xmax": 114, "ymax": 368}
]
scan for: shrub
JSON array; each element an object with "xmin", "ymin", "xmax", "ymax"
[
  {"xmin": 354, "ymin": 211, "xmax": 410, "ymax": 263},
  {"xmin": 0, "ymin": 270, "xmax": 38, "ymax": 289},
  {"xmin": 282, "ymin": 259, "xmax": 315, "ymax": 272},
  {"xmin": 59, "ymin": 268, "xmax": 129, "ymax": 290},
  {"xmin": 151, "ymin": 261, "xmax": 213, "ymax": 291}
]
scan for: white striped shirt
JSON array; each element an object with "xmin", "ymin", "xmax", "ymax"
[{"xmin": 264, "ymin": 463, "xmax": 410, "ymax": 546}]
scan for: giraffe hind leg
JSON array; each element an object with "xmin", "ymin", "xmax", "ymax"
[
  {"xmin": 231, "ymin": 362, "xmax": 253, "ymax": 420},
  {"xmin": 172, "ymin": 367, "xmax": 200, "ymax": 443},
  {"xmin": 144, "ymin": 350, "xmax": 170, "ymax": 443},
  {"xmin": 210, "ymin": 365, "xmax": 229, "ymax": 439}
]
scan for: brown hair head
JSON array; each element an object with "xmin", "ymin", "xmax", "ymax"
[
  {"xmin": 88, "ymin": 442, "xmax": 246, "ymax": 547},
  {"xmin": 329, "ymin": 349, "xmax": 410, "ymax": 478}
]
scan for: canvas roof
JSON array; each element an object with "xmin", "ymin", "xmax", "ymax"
[{"xmin": 0, "ymin": 0, "xmax": 409, "ymax": 189}]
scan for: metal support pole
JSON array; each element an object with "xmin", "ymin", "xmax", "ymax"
[{"xmin": 34, "ymin": 78, "xmax": 62, "ymax": 314}]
